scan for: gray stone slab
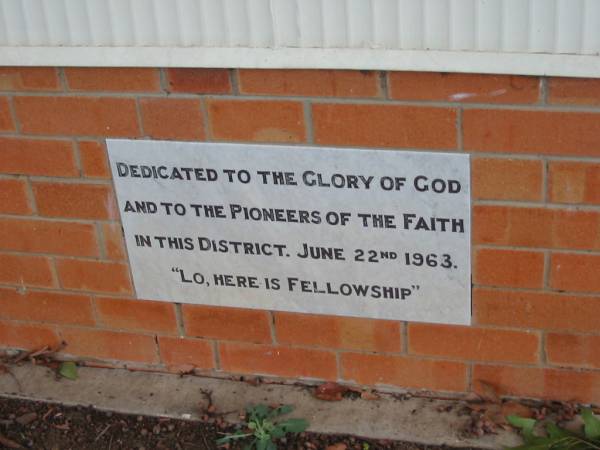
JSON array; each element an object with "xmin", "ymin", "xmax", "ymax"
[{"xmin": 0, "ymin": 364, "xmax": 520, "ymax": 449}]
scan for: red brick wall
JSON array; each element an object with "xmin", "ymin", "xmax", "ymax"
[{"xmin": 1, "ymin": 67, "xmax": 600, "ymax": 403}]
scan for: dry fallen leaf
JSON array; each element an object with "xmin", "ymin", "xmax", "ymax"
[
  {"xmin": 464, "ymin": 392, "xmax": 483, "ymax": 403},
  {"xmin": 314, "ymin": 382, "xmax": 348, "ymax": 401},
  {"xmin": 346, "ymin": 386, "xmax": 363, "ymax": 394},
  {"xmin": 465, "ymin": 399, "xmax": 526, "ymax": 436},
  {"xmin": 474, "ymin": 380, "xmax": 501, "ymax": 404},
  {"xmin": 466, "ymin": 403, "xmax": 491, "ymax": 413},
  {"xmin": 484, "ymin": 404, "xmax": 505, "ymax": 425},
  {"xmin": 467, "ymin": 409, "xmax": 500, "ymax": 437},
  {"xmin": 437, "ymin": 404, "xmax": 453, "ymax": 413},
  {"xmin": 0, "ymin": 434, "xmax": 22, "ymax": 448},
  {"xmin": 326, "ymin": 443, "xmax": 348, "ymax": 450},
  {"xmin": 501, "ymin": 401, "xmax": 533, "ymax": 419},
  {"xmin": 167, "ymin": 364, "xmax": 195, "ymax": 375},
  {"xmin": 360, "ymin": 390, "xmax": 381, "ymax": 401},
  {"xmin": 15, "ymin": 412, "xmax": 37, "ymax": 426},
  {"xmin": 244, "ymin": 377, "xmax": 262, "ymax": 386}
]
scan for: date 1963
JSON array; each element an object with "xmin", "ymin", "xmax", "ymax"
[{"xmin": 354, "ymin": 249, "xmax": 457, "ymax": 269}]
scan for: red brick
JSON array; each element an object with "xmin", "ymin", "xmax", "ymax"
[
  {"xmin": 548, "ymin": 161, "xmax": 600, "ymax": 205},
  {"xmin": 552, "ymin": 210, "xmax": 600, "ymax": 250},
  {"xmin": 408, "ymin": 323, "xmax": 539, "ymax": 363},
  {"xmin": 546, "ymin": 334, "xmax": 600, "ymax": 369},
  {"xmin": 32, "ymin": 182, "xmax": 118, "ymax": 220},
  {"xmin": 0, "ymin": 218, "xmax": 99, "ymax": 257},
  {"xmin": 65, "ymin": 68, "xmax": 160, "ymax": 92},
  {"xmin": 183, "ymin": 305, "xmax": 271, "ymax": 344},
  {"xmin": 32, "ymin": 182, "xmax": 117, "ymax": 220},
  {"xmin": 102, "ymin": 223, "xmax": 127, "ymax": 261},
  {"xmin": 15, "ymin": 96, "xmax": 140, "ymax": 137},
  {"xmin": 0, "ymin": 68, "xmax": 59, "ymax": 91},
  {"xmin": 0, "ymin": 97, "xmax": 14, "ymax": 131},
  {"xmin": 474, "ymin": 288, "xmax": 600, "ymax": 332},
  {"xmin": 208, "ymin": 99, "xmax": 305, "ymax": 143},
  {"xmin": 56, "ymin": 259, "xmax": 132, "ymax": 295},
  {"xmin": 239, "ymin": 69, "xmax": 380, "ymax": 97},
  {"xmin": 0, "ymin": 179, "xmax": 32, "ymax": 215},
  {"xmin": 341, "ymin": 353, "xmax": 467, "ymax": 392},
  {"xmin": 473, "ymin": 364, "xmax": 600, "ymax": 404},
  {"xmin": 473, "ymin": 205, "xmax": 600, "ymax": 250},
  {"xmin": 550, "ymin": 253, "xmax": 600, "ymax": 293},
  {"xmin": 140, "ymin": 98, "xmax": 204, "ymax": 141},
  {"xmin": 219, "ymin": 342, "xmax": 337, "ymax": 380},
  {"xmin": 464, "ymin": 109, "xmax": 600, "ymax": 156},
  {"xmin": 95, "ymin": 297, "xmax": 177, "ymax": 334},
  {"xmin": 472, "ymin": 158, "xmax": 543, "ymax": 201},
  {"xmin": 0, "ymin": 321, "xmax": 61, "ymax": 351},
  {"xmin": 79, "ymin": 141, "xmax": 110, "ymax": 179},
  {"xmin": 474, "ymin": 248, "xmax": 545, "ymax": 289},
  {"xmin": 389, "ymin": 72, "xmax": 539, "ymax": 103},
  {"xmin": 275, "ymin": 312, "xmax": 401, "ymax": 352},
  {"xmin": 0, "ymin": 287, "xmax": 94, "ymax": 326},
  {"xmin": 0, "ymin": 137, "xmax": 77, "ymax": 177},
  {"xmin": 60, "ymin": 328, "xmax": 158, "ymax": 363},
  {"xmin": 549, "ymin": 77, "xmax": 600, "ymax": 106},
  {"xmin": 313, "ymin": 103, "xmax": 456, "ymax": 149},
  {"xmin": 166, "ymin": 69, "xmax": 231, "ymax": 94},
  {"xmin": 473, "ymin": 205, "xmax": 544, "ymax": 247},
  {"xmin": 0, "ymin": 253, "xmax": 55, "ymax": 288},
  {"xmin": 158, "ymin": 336, "xmax": 214, "ymax": 369}
]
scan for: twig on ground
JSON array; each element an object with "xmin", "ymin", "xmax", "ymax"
[
  {"xmin": 95, "ymin": 424, "xmax": 112, "ymax": 442},
  {"xmin": 0, "ymin": 365, "xmax": 22, "ymax": 392}
]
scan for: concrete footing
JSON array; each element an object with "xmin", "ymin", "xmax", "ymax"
[{"xmin": 0, "ymin": 364, "xmax": 520, "ymax": 448}]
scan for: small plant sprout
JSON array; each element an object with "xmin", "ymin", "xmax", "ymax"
[
  {"xmin": 216, "ymin": 404, "xmax": 308, "ymax": 450},
  {"xmin": 58, "ymin": 361, "xmax": 78, "ymax": 380}
]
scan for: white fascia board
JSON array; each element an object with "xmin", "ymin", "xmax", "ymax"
[{"xmin": 0, "ymin": 47, "xmax": 599, "ymax": 78}]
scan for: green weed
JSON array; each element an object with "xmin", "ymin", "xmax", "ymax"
[
  {"xmin": 508, "ymin": 408, "xmax": 600, "ymax": 450},
  {"xmin": 216, "ymin": 404, "xmax": 308, "ymax": 450}
]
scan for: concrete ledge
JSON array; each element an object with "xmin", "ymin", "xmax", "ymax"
[{"xmin": 0, "ymin": 364, "xmax": 520, "ymax": 449}]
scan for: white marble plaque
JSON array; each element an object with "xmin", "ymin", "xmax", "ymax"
[{"xmin": 107, "ymin": 140, "xmax": 471, "ymax": 325}]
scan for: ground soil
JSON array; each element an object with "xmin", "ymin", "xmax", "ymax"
[{"xmin": 0, "ymin": 397, "xmax": 477, "ymax": 450}]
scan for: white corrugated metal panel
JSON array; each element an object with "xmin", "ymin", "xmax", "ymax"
[
  {"xmin": 0, "ymin": 0, "xmax": 599, "ymax": 77},
  {"xmin": 3, "ymin": 0, "xmax": 597, "ymax": 53}
]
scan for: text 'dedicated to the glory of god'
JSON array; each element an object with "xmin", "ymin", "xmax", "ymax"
[{"xmin": 107, "ymin": 140, "xmax": 471, "ymax": 325}]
